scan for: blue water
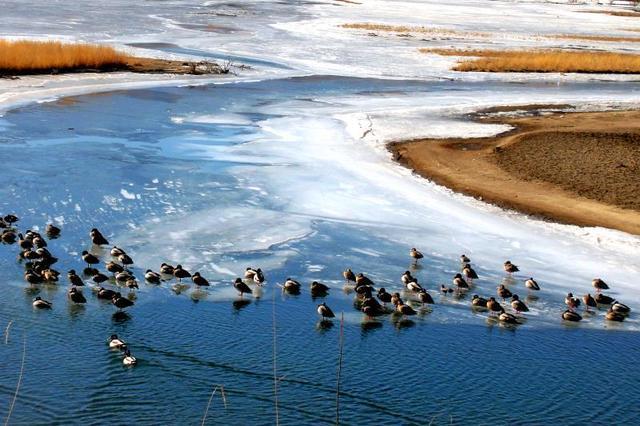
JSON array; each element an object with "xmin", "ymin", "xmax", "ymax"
[{"xmin": 0, "ymin": 77, "xmax": 639, "ymax": 425}]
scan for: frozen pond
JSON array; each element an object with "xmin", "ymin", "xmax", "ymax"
[{"xmin": 0, "ymin": 76, "xmax": 639, "ymax": 424}]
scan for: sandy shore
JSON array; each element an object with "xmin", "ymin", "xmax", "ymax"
[{"xmin": 390, "ymin": 108, "xmax": 640, "ymax": 235}]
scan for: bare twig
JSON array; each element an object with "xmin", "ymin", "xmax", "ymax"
[
  {"xmin": 4, "ymin": 336, "xmax": 26, "ymax": 426},
  {"xmin": 4, "ymin": 321, "xmax": 13, "ymax": 345},
  {"xmin": 201, "ymin": 384, "xmax": 227, "ymax": 426},
  {"xmin": 335, "ymin": 312, "xmax": 344, "ymax": 426},
  {"xmin": 272, "ymin": 289, "xmax": 279, "ymax": 426}
]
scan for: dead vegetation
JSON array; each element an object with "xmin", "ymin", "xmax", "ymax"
[
  {"xmin": 552, "ymin": 34, "xmax": 640, "ymax": 43},
  {"xmin": 421, "ymin": 48, "xmax": 640, "ymax": 73},
  {"xmin": 582, "ymin": 10, "xmax": 640, "ymax": 18},
  {"xmin": 340, "ymin": 22, "xmax": 487, "ymax": 37},
  {"xmin": 0, "ymin": 40, "xmax": 227, "ymax": 76}
]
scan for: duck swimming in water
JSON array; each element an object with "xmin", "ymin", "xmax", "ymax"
[
  {"xmin": 108, "ymin": 334, "xmax": 127, "ymax": 349},
  {"xmin": 611, "ymin": 301, "xmax": 630, "ymax": 315},
  {"xmin": 310, "ymin": 281, "xmax": 330, "ymax": 297},
  {"xmin": 471, "ymin": 295, "xmax": 488, "ymax": 308},
  {"xmin": 487, "ymin": 297, "xmax": 504, "ymax": 314},
  {"xmin": 118, "ymin": 253, "xmax": 134, "ymax": 268},
  {"xmin": 81, "ymin": 251, "xmax": 99, "ymax": 268},
  {"xmin": 440, "ymin": 284, "xmax": 454, "ymax": 295},
  {"xmin": 234, "ymin": 278, "xmax": 252, "ymax": 298},
  {"xmin": 317, "ymin": 302, "xmax": 335, "ymax": 320},
  {"xmin": 499, "ymin": 312, "xmax": 519, "ymax": 324},
  {"xmin": 112, "ymin": 292, "xmax": 134, "ymax": 311},
  {"xmin": 32, "ymin": 296, "xmax": 52, "ymax": 309},
  {"xmin": 106, "ymin": 261, "xmax": 124, "ymax": 275},
  {"xmin": 406, "ymin": 279, "xmax": 424, "ymax": 293},
  {"xmin": 453, "ymin": 273, "xmax": 469, "ymax": 290},
  {"xmin": 503, "ymin": 261, "xmax": 519, "ymax": 274},
  {"xmin": 417, "ymin": 290, "xmax": 434, "ymax": 306},
  {"xmin": 462, "ymin": 264, "xmax": 478, "ymax": 280},
  {"xmin": 355, "ymin": 273, "xmax": 374, "ymax": 287},
  {"xmin": 377, "ymin": 288, "xmax": 392, "ymax": 305},
  {"xmin": 283, "ymin": 278, "xmax": 301, "ymax": 294},
  {"xmin": 68, "ymin": 287, "xmax": 87, "ymax": 304},
  {"xmin": 401, "ymin": 271, "xmax": 414, "ymax": 285},
  {"xmin": 253, "ymin": 268, "xmax": 265, "ymax": 285},
  {"xmin": 160, "ymin": 263, "xmax": 174, "ymax": 275},
  {"xmin": 605, "ymin": 308, "xmax": 625, "ymax": 322},
  {"xmin": 110, "ymin": 246, "xmax": 126, "ymax": 257},
  {"xmin": 122, "ymin": 350, "xmax": 137, "ymax": 366},
  {"xmin": 244, "ymin": 267, "xmax": 257, "ymax": 279},
  {"xmin": 595, "ymin": 293, "xmax": 614, "ymax": 305},
  {"xmin": 97, "ymin": 287, "xmax": 117, "ymax": 300},
  {"xmin": 460, "ymin": 254, "xmax": 470, "ymax": 264},
  {"xmin": 45, "ymin": 224, "xmax": 61, "ymax": 238}
]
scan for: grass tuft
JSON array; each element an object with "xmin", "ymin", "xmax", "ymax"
[
  {"xmin": 421, "ymin": 48, "xmax": 640, "ymax": 73},
  {"xmin": 0, "ymin": 40, "xmax": 128, "ymax": 74}
]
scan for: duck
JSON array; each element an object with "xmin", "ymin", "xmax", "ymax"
[
  {"xmin": 406, "ymin": 279, "xmax": 423, "ymax": 293},
  {"xmin": 605, "ymin": 308, "xmax": 625, "ymax": 322},
  {"xmin": 244, "ymin": 267, "xmax": 258, "ymax": 279},
  {"xmin": 24, "ymin": 270, "xmax": 43, "ymax": 285},
  {"xmin": 471, "ymin": 295, "xmax": 488, "ymax": 308},
  {"xmin": 81, "ymin": 251, "xmax": 99, "ymax": 267},
  {"xmin": 108, "ymin": 334, "xmax": 127, "ymax": 349},
  {"xmin": 355, "ymin": 273, "xmax": 374, "ymax": 287},
  {"xmin": 118, "ymin": 253, "xmax": 134, "ymax": 268},
  {"xmin": 510, "ymin": 295, "xmax": 529, "ymax": 313},
  {"xmin": 377, "ymin": 288, "xmax": 392, "ymax": 305},
  {"xmin": 45, "ymin": 224, "xmax": 61, "ymax": 238},
  {"xmin": 391, "ymin": 292, "xmax": 403, "ymax": 307},
  {"xmin": 460, "ymin": 254, "xmax": 471, "ymax": 264},
  {"xmin": 115, "ymin": 271, "xmax": 133, "ymax": 283},
  {"xmin": 122, "ymin": 350, "xmax": 137, "ymax": 366},
  {"xmin": 410, "ymin": 247, "xmax": 424, "ymax": 261},
  {"xmin": 592, "ymin": 278, "xmax": 609, "ymax": 292},
  {"xmin": 91, "ymin": 272, "xmax": 109, "ymax": 284},
  {"xmin": 583, "ymin": 294, "xmax": 597, "ymax": 311},
  {"xmin": 310, "ymin": 281, "xmax": 330, "ymax": 297},
  {"xmin": 18, "ymin": 233, "xmax": 33, "ymax": 250},
  {"xmin": 125, "ymin": 278, "xmax": 139, "ymax": 289},
  {"xmin": 395, "ymin": 301, "xmax": 417, "ymax": 317},
  {"xmin": 253, "ymin": 268, "xmax": 265, "ymax": 285},
  {"xmin": 417, "ymin": 290, "xmax": 434, "ymax": 306},
  {"xmin": 112, "ymin": 292, "xmax": 134, "ymax": 310},
  {"xmin": 68, "ymin": 287, "xmax": 87, "ymax": 304},
  {"xmin": 106, "ymin": 261, "xmax": 124, "ymax": 275},
  {"xmin": 462, "ymin": 264, "xmax": 478, "ymax": 280},
  {"xmin": 343, "ymin": 269, "xmax": 356, "ymax": 282},
  {"xmin": 611, "ymin": 301, "xmax": 630, "ymax": 315},
  {"xmin": 144, "ymin": 270, "xmax": 161, "ymax": 284},
  {"xmin": 401, "ymin": 271, "xmax": 414, "ymax": 285},
  {"xmin": 317, "ymin": 302, "xmax": 335, "ymax": 320},
  {"xmin": 453, "ymin": 273, "xmax": 469, "ymax": 290},
  {"xmin": 440, "ymin": 284, "xmax": 454, "ymax": 294},
  {"xmin": 595, "ymin": 293, "xmax": 614, "ymax": 305},
  {"xmin": 3, "ymin": 214, "xmax": 19, "ymax": 225},
  {"xmin": 503, "ymin": 261, "xmax": 519, "ymax": 274},
  {"xmin": 487, "ymin": 297, "xmax": 504, "ymax": 314},
  {"xmin": 32, "ymin": 296, "xmax": 52, "ymax": 309},
  {"xmin": 233, "ymin": 278, "xmax": 252, "ymax": 298},
  {"xmin": 565, "ymin": 293, "xmax": 581, "ymax": 311},
  {"xmin": 497, "ymin": 285, "xmax": 512, "ymax": 301},
  {"xmin": 525, "ymin": 277, "xmax": 540, "ymax": 291},
  {"xmin": 1, "ymin": 230, "xmax": 17, "ymax": 244},
  {"xmin": 110, "ymin": 246, "xmax": 126, "ymax": 257},
  {"xmin": 35, "ymin": 248, "xmax": 57, "ymax": 264},
  {"xmin": 32, "ymin": 236, "xmax": 47, "ymax": 249},
  {"xmin": 361, "ymin": 297, "xmax": 385, "ymax": 318},
  {"xmin": 499, "ymin": 312, "xmax": 519, "ymax": 324},
  {"xmin": 21, "ymin": 249, "xmax": 40, "ymax": 261},
  {"xmin": 42, "ymin": 269, "xmax": 59, "ymax": 283},
  {"xmin": 67, "ymin": 270, "xmax": 84, "ymax": 286},
  {"xmin": 173, "ymin": 265, "xmax": 191, "ymax": 282},
  {"xmin": 90, "ymin": 228, "xmax": 109, "ymax": 246},
  {"xmin": 283, "ymin": 278, "xmax": 301, "ymax": 294},
  {"xmin": 562, "ymin": 310, "xmax": 582, "ymax": 322},
  {"xmin": 192, "ymin": 272, "xmax": 210, "ymax": 287},
  {"xmin": 160, "ymin": 263, "xmax": 175, "ymax": 275},
  {"xmin": 97, "ymin": 287, "xmax": 117, "ymax": 300}
]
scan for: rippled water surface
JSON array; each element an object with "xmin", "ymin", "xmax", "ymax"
[{"xmin": 1, "ymin": 77, "xmax": 639, "ymax": 425}]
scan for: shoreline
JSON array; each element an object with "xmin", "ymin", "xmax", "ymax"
[{"xmin": 390, "ymin": 107, "xmax": 640, "ymax": 235}]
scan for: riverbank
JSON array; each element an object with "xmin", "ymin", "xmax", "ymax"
[{"xmin": 390, "ymin": 108, "xmax": 640, "ymax": 235}]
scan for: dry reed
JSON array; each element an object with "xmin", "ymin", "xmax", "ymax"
[
  {"xmin": 0, "ymin": 40, "xmax": 128, "ymax": 73},
  {"xmin": 421, "ymin": 48, "xmax": 640, "ymax": 73},
  {"xmin": 4, "ymin": 336, "xmax": 26, "ymax": 426},
  {"xmin": 553, "ymin": 34, "xmax": 640, "ymax": 43},
  {"xmin": 335, "ymin": 313, "xmax": 344, "ymax": 426},
  {"xmin": 201, "ymin": 385, "xmax": 227, "ymax": 426},
  {"xmin": 340, "ymin": 23, "xmax": 485, "ymax": 37}
]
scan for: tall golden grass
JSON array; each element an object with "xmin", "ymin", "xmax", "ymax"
[
  {"xmin": 553, "ymin": 34, "xmax": 640, "ymax": 43},
  {"xmin": 0, "ymin": 40, "xmax": 128, "ymax": 73},
  {"xmin": 421, "ymin": 48, "xmax": 640, "ymax": 73},
  {"xmin": 340, "ymin": 22, "xmax": 487, "ymax": 37}
]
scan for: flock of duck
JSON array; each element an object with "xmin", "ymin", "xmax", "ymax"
[{"xmin": 1, "ymin": 214, "xmax": 634, "ymax": 365}]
